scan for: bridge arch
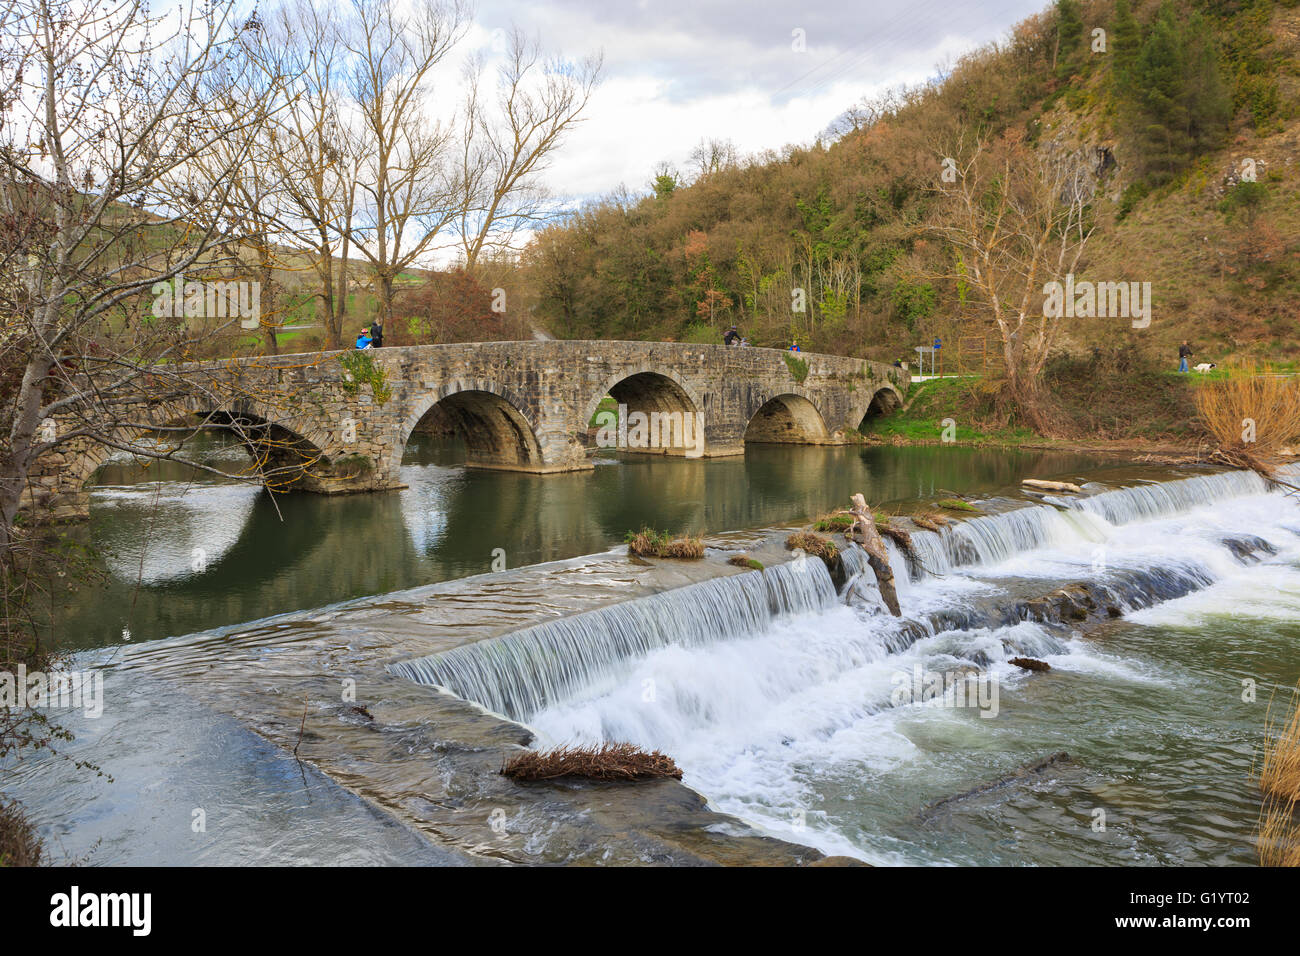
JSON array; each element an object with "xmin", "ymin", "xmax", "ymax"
[
  {"xmin": 582, "ymin": 368, "xmax": 706, "ymax": 457},
  {"xmin": 70, "ymin": 404, "xmax": 326, "ymax": 496},
  {"xmin": 398, "ymin": 379, "xmax": 544, "ymax": 471},
  {"xmin": 855, "ymin": 384, "xmax": 906, "ymax": 431},
  {"xmin": 743, "ymin": 392, "xmax": 831, "ymax": 444}
]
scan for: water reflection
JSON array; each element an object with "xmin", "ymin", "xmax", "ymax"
[{"xmin": 56, "ymin": 435, "xmax": 1118, "ymax": 651}]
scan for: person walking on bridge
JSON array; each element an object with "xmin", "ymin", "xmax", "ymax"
[{"xmin": 723, "ymin": 325, "xmax": 740, "ymax": 347}]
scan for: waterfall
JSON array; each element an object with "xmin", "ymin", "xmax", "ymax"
[
  {"xmin": 1069, "ymin": 470, "xmax": 1269, "ymax": 525},
  {"xmin": 907, "ymin": 505, "xmax": 1101, "ymax": 577},
  {"xmin": 907, "ymin": 468, "xmax": 1278, "ymax": 579},
  {"xmin": 393, "ymin": 465, "xmax": 1287, "ymax": 728},
  {"xmin": 390, "ymin": 559, "xmax": 837, "ymax": 722}
]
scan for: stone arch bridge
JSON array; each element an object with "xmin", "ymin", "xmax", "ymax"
[{"xmin": 31, "ymin": 340, "xmax": 906, "ymax": 519}]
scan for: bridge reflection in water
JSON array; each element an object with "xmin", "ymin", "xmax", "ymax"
[{"xmin": 55, "ymin": 437, "xmax": 1117, "ymax": 653}]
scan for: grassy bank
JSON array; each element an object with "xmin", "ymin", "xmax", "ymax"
[{"xmin": 865, "ymin": 354, "xmax": 1208, "ymax": 451}]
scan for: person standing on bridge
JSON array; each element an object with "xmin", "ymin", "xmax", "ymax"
[
  {"xmin": 370, "ymin": 317, "xmax": 384, "ymax": 348},
  {"xmin": 789, "ymin": 339, "xmax": 801, "ymax": 353},
  {"xmin": 355, "ymin": 327, "xmax": 373, "ymax": 349},
  {"xmin": 723, "ymin": 325, "xmax": 741, "ymax": 347}
]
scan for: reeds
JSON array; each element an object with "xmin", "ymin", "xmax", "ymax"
[
  {"xmin": 501, "ymin": 742, "xmax": 683, "ymax": 782},
  {"xmin": 1195, "ymin": 363, "xmax": 1300, "ymax": 473},
  {"xmin": 1256, "ymin": 681, "xmax": 1300, "ymax": 866}
]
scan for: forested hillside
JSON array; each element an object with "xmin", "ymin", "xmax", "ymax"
[{"xmin": 518, "ymin": 0, "xmax": 1300, "ymax": 370}]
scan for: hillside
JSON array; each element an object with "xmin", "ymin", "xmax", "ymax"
[{"xmin": 519, "ymin": 0, "xmax": 1300, "ymax": 375}]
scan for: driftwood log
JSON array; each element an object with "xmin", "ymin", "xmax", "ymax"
[
  {"xmin": 1021, "ymin": 478, "xmax": 1083, "ymax": 494},
  {"xmin": 848, "ymin": 493, "xmax": 902, "ymax": 617}
]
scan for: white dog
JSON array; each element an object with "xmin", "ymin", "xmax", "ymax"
[{"xmin": 1192, "ymin": 362, "xmax": 1217, "ymax": 372}]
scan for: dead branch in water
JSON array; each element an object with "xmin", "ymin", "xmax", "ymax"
[
  {"xmin": 848, "ymin": 493, "xmax": 902, "ymax": 616},
  {"xmin": 501, "ymin": 742, "xmax": 683, "ymax": 782}
]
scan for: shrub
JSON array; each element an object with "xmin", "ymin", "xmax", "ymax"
[
  {"xmin": 728, "ymin": 554, "xmax": 764, "ymax": 570},
  {"xmin": 784, "ymin": 352, "xmax": 809, "ymax": 383},
  {"xmin": 338, "ymin": 350, "xmax": 392, "ymax": 404},
  {"xmin": 1195, "ymin": 363, "xmax": 1300, "ymax": 469}
]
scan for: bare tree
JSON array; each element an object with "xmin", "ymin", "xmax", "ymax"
[
  {"xmin": 0, "ymin": 0, "xmax": 288, "ymax": 556},
  {"xmin": 343, "ymin": 0, "xmax": 469, "ymax": 328},
  {"xmin": 453, "ymin": 28, "xmax": 601, "ymax": 269},
  {"xmin": 923, "ymin": 129, "xmax": 1095, "ymax": 427},
  {"xmin": 688, "ymin": 137, "xmax": 739, "ymax": 182},
  {"xmin": 260, "ymin": 0, "xmax": 355, "ymax": 348}
]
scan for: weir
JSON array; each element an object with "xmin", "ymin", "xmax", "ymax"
[
  {"xmin": 391, "ymin": 559, "xmax": 837, "ymax": 722},
  {"xmin": 392, "ymin": 465, "xmax": 1294, "ymax": 728},
  {"xmin": 908, "ymin": 467, "xmax": 1281, "ymax": 578}
]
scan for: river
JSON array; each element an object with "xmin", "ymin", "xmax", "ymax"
[{"xmin": 8, "ymin": 438, "xmax": 1298, "ymax": 865}]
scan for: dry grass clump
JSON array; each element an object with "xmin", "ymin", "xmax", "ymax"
[
  {"xmin": 658, "ymin": 536, "xmax": 704, "ymax": 559},
  {"xmin": 625, "ymin": 527, "xmax": 703, "ymax": 559},
  {"xmin": 910, "ymin": 511, "xmax": 950, "ymax": 533},
  {"xmin": 1258, "ymin": 800, "xmax": 1300, "ymax": 867},
  {"xmin": 626, "ymin": 526, "xmax": 671, "ymax": 556},
  {"xmin": 1195, "ymin": 364, "xmax": 1300, "ymax": 474},
  {"xmin": 0, "ymin": 799, "xmax": 43, "ymax": 867},
  {"xmin": 1256, "ymin": 682, "xmax": 1300, "ymax": 866},
  {"xmin": 785, "ymin": 531, "xmax": 838, "ymax": 560},
  {"xmin": 728, "ymin": 554, "xmax": 764, "ymax": 570},
  {"xmin": 1260, "ymin": 682, "xmax": 1300, "ymax": 803},
  {"xmin": 501, "ymin": 743, "xmax": 683, "ymax": 782}
]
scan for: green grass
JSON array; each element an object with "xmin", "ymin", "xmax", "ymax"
[
  {"xmin": 589, "ymin": 395, "xmax": 618, "ymax": 428},
  {"xmin": 935, "ymin": 498, "xmax": 978, "ymax": 512},
  {"xmin": 862, "ymin": 378, "xmax": 1035, "ymax": 444},
  {"xmin": 812, "ymin": 513, "xmax": 855, "ymax": 532}
]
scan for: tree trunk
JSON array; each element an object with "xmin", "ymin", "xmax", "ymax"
[{"xmin": 848, "ymin": 493, "xmax": 901, "ymax": 616}]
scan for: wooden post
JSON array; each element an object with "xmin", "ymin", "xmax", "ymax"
[{"xmin": 848, "ymin": 493, "xmax": 902, "ymax": 616}]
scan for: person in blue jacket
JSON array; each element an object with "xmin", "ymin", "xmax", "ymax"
[{"xmin": 355, "ymin": 327, "xmax": 373, "ymax": 349}]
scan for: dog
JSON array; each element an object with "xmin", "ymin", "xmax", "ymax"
[{"xmin": 1192, "ymin": 362, "xmax": 1217, "ymax": 372}]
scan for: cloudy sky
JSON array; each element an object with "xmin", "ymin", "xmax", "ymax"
[{"xmin": 471, "ymin": 0, "xmax": 1047, "ymax": 204}]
